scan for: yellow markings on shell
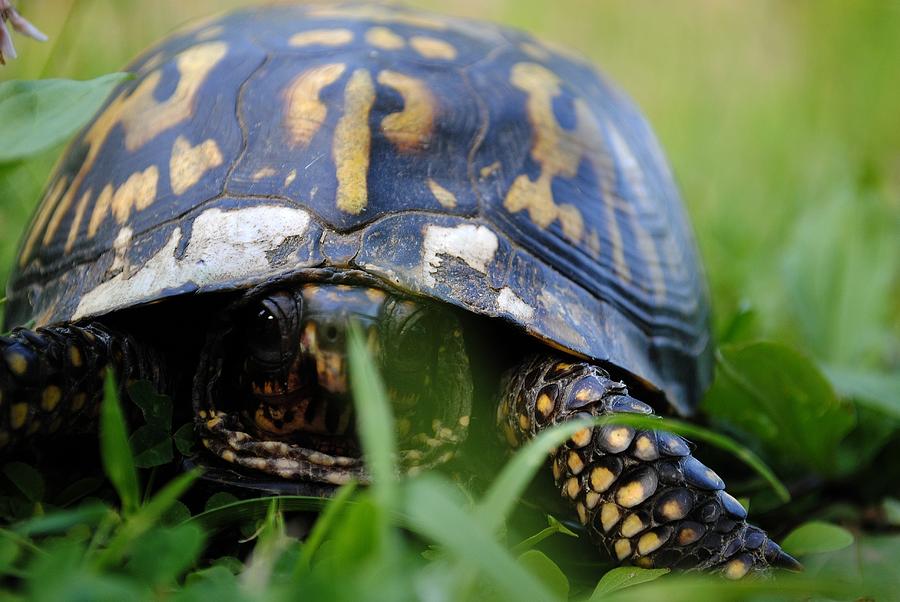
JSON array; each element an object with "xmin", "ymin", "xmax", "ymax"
[
  {"xmin": 104, "ymin": 165, "xmax": 159, "ymax": 226},
  {"xmin": 365, "ymin": 26, "xmax": 405, "ymax": 49},
  {"xmin": 567, "ymin": 451, "xmax": 584, "ymax": 475},
  {"xmin": 20, "ymin": 176, "xmax": 68, "ymax": 265},
  {"xmin": 88, "ymin": 185, "xmax": 113, "ymax": 238},
  {"xmin": 334, "ymin": 68, "xmax": 376, "ymax": 215},
  {"xmin": 41, "ymin": 386, "xmax": 62, "ymax": 412},
  {"xmin": 585, "ymin": 491, "xmax": 601, "ymax": 509},
  {"xmin": 195, "ymin": 25, "xmax": 225, "ymax": 41},
  {"xmin": 59, "ymin": 42, "xmax": 227, "ymax": 243},
  {"xmin": 614, "ymin": 539, "xmax": 632, "ymax": 561},
  {"xmin": 409, "ymin": 35, "xmax": 457, "ymax": 60},
  {"xmin": 283, "ymin": 63, "xmax": 347, "ymax": 146},
  {"xmin": 616, "ymin": 480, "xmax": 651, "ymax": 508},
  {"xmin": 620, "ymin": 513, "xmax": 647, "ymax": 538},
  {"xmin": 427, "ymin": 178, "xmax": 457, "ymax": 208},
  {"xmin": 252, "ymin": 167, "xmax": 277, "ymax": 181},
  {"xmin": 479, "ymin": 161, "xmax": 501, "ymax": 179},
  {"xmin": 65, "ymin": 189, "xmax": 93, "ymax": 252},
  {"xmin": 5, "ymin": 352, "xmax": 28, "ymax": 376},
  {"xmin": 564, "ymin": 476, "xmax": 580, "ymax": 499},
  {"xmin": 600, "ymin": 503, "xmax": 621, "ymax": 532},
  {"xmin": 169, "ymin": 136, "xmax": 223, "ymax": 195},
  {"xmin": 590, "ymin": 466, "xmax": 615, "ymax": 492},
  {"xmin": 637, "ymin": 531, "xmax": 666, "ymax": 555},
  {"xmin": 10, "ymin": 403, "xmax": 28, "ymax": 430},
  {"xmin": 307, "ymin": 5, "xmax": 447, "ymax": 30},
  {"xmin": 285, "ymin": 169, "xmax": 298, "ymax": 187},
  {"xmin": 505, "ymin": 62, "xmax": 594, "ymax": 244},
  {"xmin": 377, "ymin": 70, "xmax": 435, "ymax": 153},
  {"xmin": 289, "ymin": 28, "xmax": 354, "ymax": 47}
]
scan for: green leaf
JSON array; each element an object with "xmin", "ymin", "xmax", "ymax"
[
  {"xmin": 347, "ymin": 321, "xmax": 396, "ymax": 510},
  {"xmin": 0, "ymin": 75, "xmax": 130, "ymax": 163},
  {"xmin": 14, "ymin": 503, "xmax": 110, "ymax": 537},
  {"xmin": 100, "ymin": 371, "xmax": 140, "ymax": 515},
  {"xmin": 188, "ymin": 496, "xmax": 328, "ymax": 534},
  {"xmin": 174, "ymin": 422, "xmax": 197, "ymax": 456},
  {"xmin": 781, "ymin": 521, "xmax": 854, "ymax": 556},
  {"xmin": 126, "ymin": 524, "xmax": 205, "ymax": 587},
  {"xmin": 2, "ymin": 462, "xmax": 45, "ymax": 502},
  {"xmin": 517, "ymin": 550, "xmax": 569, "ymax": 598},
  {"xmin": 160, "ymin": 500, "xmax": 192, "ymax": 526},
  {"xmin": 129, "ymin": 425, "xmax": 173, "ymax": 468},
  {"xmin": 511, "ymin": 514, "xmax": 578, "ymax": 555},
  {"xmin": 205, "ymin": 492, "xmax": 240, "ymax": 513},
  {"xmin": 127, "ymin": 381, "xmax": 173, "ymax": 429},
  {"xmin": 704, "ymin": 342, "xmax": 855, "ymax": 476},
  {"xmin": 53, "ymin": 477, "xmax": 103, "ymax": 508},
  {"xmin": 295, "ymin": 481, "xmax": 358, "ymax": 574},
  {"xmin": 590, "ymin": 566, "xmax": 669, "ymax": 599},
  {"xmin": 884, "ymin": 498, "xmax": 900, "ymax": 526},
  {"xmin": 824, "ymin": 365, "xmax": 900, "ymax": 420}
]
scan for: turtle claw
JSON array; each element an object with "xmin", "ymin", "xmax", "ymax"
[{"xmin": 764, "ymin": 540, "xmax": 804, "ymax": 572}]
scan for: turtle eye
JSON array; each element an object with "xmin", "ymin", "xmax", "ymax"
[{"xmin": 244, "ymin": 292, "xmax": 302, "ymax": 370}]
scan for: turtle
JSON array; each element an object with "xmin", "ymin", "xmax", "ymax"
[{"xmin": 0, "ymin": 2, "xmax": 799, "ymax": 577}]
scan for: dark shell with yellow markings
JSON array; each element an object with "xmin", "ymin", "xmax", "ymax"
[{"xmin": 5, "ymin": 3, "xmax": 712, "ymax": 412}]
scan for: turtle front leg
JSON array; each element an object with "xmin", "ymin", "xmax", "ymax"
[
  {"xmin": 0, "ymin": 323, "xmax": 161, "ymax": 450},
  {"xmin": 498, "ymin": 355, "xmax": 800, "ymax": 578}
]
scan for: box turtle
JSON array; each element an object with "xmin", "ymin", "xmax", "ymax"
[{"xmin": 0, "ymin": 3, "xmax": 798, "ymax": 577}]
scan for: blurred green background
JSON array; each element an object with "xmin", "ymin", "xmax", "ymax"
[{"xmin": 2, "ymin": 0, "xmax": 898, "ymax": 374}]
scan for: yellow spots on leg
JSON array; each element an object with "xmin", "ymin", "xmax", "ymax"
[
  {"xmin": 504, "ymin": 62, "xmax": 599, "ymax": 244},
  {"xmin": 637, "ymin": 529, "xmax": 669, "ymax": 555},
  {"xmin": 590, "ymin": 466, "xmax": 615, "ymax": 493},
  {"xmin": 289, "ymin": 28, "xmax": 354, "ymax": 47},
  {"xmin": 620, "ymin": 513, "xmax": 648, "ymax": 538},
  {"xmin": 517, "ymin": 413, "xmax": 530, "ymax": 431},
  {"xmin": 169, "ymin": 136, "xmax": 223, "ymax": 194},
  {"xmin": 502, "ymin": 422, "xmax": 519, "ymax": 447},
  {"xmin": 616, "ymin": 480, "xmax": 650, "ymax": 508},
  {"xmin": 5, "ymin": 352, "xmax": 28, "ymax": 376},
  {"xmin": 409, "ymin": 36, "xmax": 457, "ymax": 60},
  {"xmin": 551, "ymin": 457, "xmax": 563, "ymax": 482},
  {"xmin": 334, "ymin": 69, "xmax": 376, "ymax": 215},
  {"xmin": 65, "ymin": 189, "xmax": 93, "ymax": 252},
  {"xmin": 365, "ymin": 26, "xmax": 405, "ymax": 50},
  {"xmin": 10, "ymin": 403, "xmax": 28, "ymax": 430},
  {"xmin": 585, "ymin": 491, "xmax": 601, "ymax": 509},
  {"xmin": 659, "ymin": 499, "xmax": 688, "ymax": 521},
  {"xmin": 600, "ymin": 503, "xmax": 621, "ymax": 532},
  {"xmin": 536, "ymin": 392, "xmax": 554, "ymax": 419},
  {"xmin": 21, "ymin": 176, "xmax": 68, "ymax": 265},
  {"xmin": 634, "ymin": 556, "xmax": 654, "ymax": 568},
  {"xmin": 377, "ymin": 70, "xmax": 435, "ymax": 153},
  {"xmin": 564, "ymin": 476, "xmax": 580, "ymax": 499},
  {"xmin": 220, "ymin": 449, "xmax": 236, "ymax": 463},
  {"xmin": 575, "ymin": 502, "xmax": 588, "ymax": 525},
  {"xmin": 283, "ymin": 63, "xmax": 347, "ymax": 146},
  {"xmin": 570, "ymin": 425, "xmax": 593, "ymax": 448},
  {"xmin": 41, "ymin": 386, "xmax": 62, "ymax": 412},
  {"xmin": 566, "ymin": 450, "xmax": 584, "ymax": 475},
  {"xmin": 724, "ymin": 555, "xmax": 752, "ymax": 580},
  {"xmin": 0, "ymin": 432, "xmax": 8, "ymax": 448},
  {"xmin": 427, "ymin": 178, "xmax": 457, "ymax": 208},
  {"xmin": 614, "ymin": 538, "xmax": 632, "ymax": 561},
  {"xmin": 72, "ymin": 393, "xmax": 88, "ymax": 412}
]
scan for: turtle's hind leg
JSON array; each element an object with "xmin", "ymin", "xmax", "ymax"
[
  {"xmin": 0, "ymin": 323, "xmax": 161, "ymax": 450},
  {"xmin": 498, "ymin": 355, "xmax": 801, "ymax": 577}
]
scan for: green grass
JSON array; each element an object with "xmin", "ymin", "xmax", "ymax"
[{"xmin": 1, "ymin": 1, "xmax": 899, "ymax": 600}]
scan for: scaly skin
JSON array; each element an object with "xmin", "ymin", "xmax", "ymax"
[
  {"xmin": 498, "ymin": 355, "xmax": 801, "ymax": 578},
  {"xmin": 0, "ymin": 323, "xmax": 161, "ymax": 449}
]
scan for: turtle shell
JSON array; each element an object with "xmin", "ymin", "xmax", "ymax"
[{"xmin": 5, "ymin": 3, "xmax": 712, "ymax": 413}]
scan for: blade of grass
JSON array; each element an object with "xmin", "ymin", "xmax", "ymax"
[
  {"xmin": 93, "ymin": 468, "xmax": 200, "ymax": 569},
  {"xmin": 404, "ymin": 475, "xmax": 558, "ymax": 602},
  {"xmin": 100, "ymin": 371, "xmax": 140, "ymax": 516},
  {"xmin": 294, "ymin": 481, "xmax": 358, "ymax": 575},
  {"xmin": 187, "ymin": 496, "xmax": 331, "ymax": 534}
]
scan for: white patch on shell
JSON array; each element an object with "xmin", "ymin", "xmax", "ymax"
[
  {"xmin": 73, "ymin": 206, "xmax": 312, "ymax": 320},
  {"xmin": 110, "ymin": 226, "xmax": 134, "ymax": 275},
  {"xmin": 422, "ymin": 224, "xmax": 498, "ymax": 287},
  {"xmin": 497, "ymin": 286, "xmax": 534, "ymax": 322}
]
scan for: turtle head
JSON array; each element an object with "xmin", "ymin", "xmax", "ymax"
[{"xmin": 196, "ymin": 282, "xmax": 473, "ymax": 484}]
